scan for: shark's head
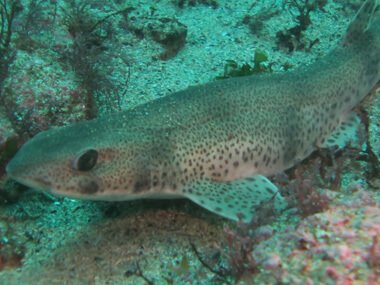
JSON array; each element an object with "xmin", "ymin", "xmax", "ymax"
[{"xmin": 6, "ymin": 118, "xmax": 159, "ymax": 201}]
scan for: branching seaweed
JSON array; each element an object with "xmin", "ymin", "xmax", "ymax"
[
  {"xmin": 172, "ymin": 0, "xmax": 219, "ymax": 9},
  {"xmin": 243, "ymin": 2, "xmax": 279, "ymax": 35},
  {"xmin": 276, "ymin": 0, "xmax": 327, "ymax": 52},
  {"xmin": 14, "ymin": 0, "xmax": 56, "ymax": 52},
  {"xmin": 59, "ymin": 0, "xmax": 134, "ymax": 117},
  {"xmin": 190, "ymin": 207, "xmax": 278, "ymax": 283},
  {"xmin": 357, "ymin": 105, "xmax": 380, "ymax": 182},
  {"xmin": 0, "ymin": 0, "xmax": 22, "ymax": 88}
]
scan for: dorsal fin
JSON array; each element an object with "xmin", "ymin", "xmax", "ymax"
[{"xmin": 343, "ymin": 0, "xmax": 377, "ymax": 45}]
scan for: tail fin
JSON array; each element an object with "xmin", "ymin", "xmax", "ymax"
[{"xmin": 343, "ymin": 0, "xmax": 377, "ymax": 45}]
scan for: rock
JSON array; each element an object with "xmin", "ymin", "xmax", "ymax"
[{"xmin": 1, "ymin": 51, "xmax": 89, "ymax": 139}]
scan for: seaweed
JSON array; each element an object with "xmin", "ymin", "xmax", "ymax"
[
  {"xmin": 189, "ymin": 200, "xmax": 280, "ymax": 283},
  {"xmin": 147, "ymin": 17, "xmax": 188, "ymax": 60},
  {"xmin": 276, "ymin": 0, "xmax": 327, "ymax": 52},
  {"xmin": 123, "ymin": 13, "xmax": 187, "ymax": 61},
  {"xmin": 13, "ymin": 0, "xmax": 57, "ymax": 52},
  {"xmin": 216, "ymin": 50, "xmax": 272, "ymax": 79},
  {"xmin": 0, "ymin": 0, "xmax": 22, "ymax": 89},
  {"xmin": 172, "ymin": 0, "xmax": 219, "ymax": 9},
  {"xmin": 59, "ymin": 0, "xmax": 133, "ymax": 117},
  {"xmin": 242, "ymin": 2, "xmax": 279, "ymax": 35}
]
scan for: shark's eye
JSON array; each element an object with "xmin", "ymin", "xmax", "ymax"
[{"xmin": 73, "ymin": 149, "xmax": 98, "ymax": 171}]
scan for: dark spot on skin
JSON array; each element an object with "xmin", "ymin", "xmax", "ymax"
[
  {"xmin": 214, "ymin": 207, "xmax": 222, "ymax": 212},
  {"xmin": 79, "ymin": 179, "xmax": 99, "ymax": 194},
  {"xmin": 233, "ymin": 161, "xmax": 239, "ymax": 167},
  {"xmin": 133, "ymin": 179, "xmax": 150, "ymax": 193},
  {"xmin": 265, "ymin": 187, "xmax": 274, "ymax": 194},
  {"xmin": 152, "ymin": 175, "xmax": 159, "ymax": 187}
]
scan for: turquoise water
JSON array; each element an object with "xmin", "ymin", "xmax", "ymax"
[{"xmin": 0, "ymin": 1, "xmax": 379, "ymax": 284}]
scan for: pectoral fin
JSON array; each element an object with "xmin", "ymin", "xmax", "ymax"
[
  {"xmin": 320, "ymin": 113, "xmax": 364, "ymax": 149},
  {"xmin": 181, "ymin": 175, "xmax": 286, "ymax": 222}
]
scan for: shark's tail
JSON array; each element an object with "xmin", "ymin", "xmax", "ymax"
[{"xmin": 343, "ymin": 0, "xmax": 378, "ymax": 46}]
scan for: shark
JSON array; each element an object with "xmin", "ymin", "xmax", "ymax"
[{"xmin": 5, "ymin": 0, "xmax": 380, "ymax": 222}]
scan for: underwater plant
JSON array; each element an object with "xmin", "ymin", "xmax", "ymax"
[
  {"xmin": 147, "ymin": 17, "xmax": 188, "ymax": 61},
  {"xmin": 243, "ymin": 2, "xmax": 279, "ymax": 35},
  {"xmin": 216, "ymin": 50, "xmax": 273, "ymax": 79},
  {"xmin": 190, "ymin": 203, "xmax": 279, "ymax": 283},
  {"xmin": 0, "ymin": 0, "xmax": 22, "ymax": 88},
  {"xmin": 276, "ymin": 0, "xmax": 327, "ymax": 51},
  {"xmin": 122, "ymin": 12, "xmax": 188, "ymax": 61},
  {"xmin": 60, "ymin": 0, "xmax": 133, "ymax": 117},
  {"xmin": 172, "ymin": 0, "xmax": 219, "ymax": 9},
  {"xmin": 13, "ymin": 0, "xmax": 57, "ymax": 52}
]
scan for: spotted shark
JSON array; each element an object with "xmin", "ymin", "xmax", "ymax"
[{"xmin": 6, "ymin": 0, "xmax": 380, "ymax": 222}]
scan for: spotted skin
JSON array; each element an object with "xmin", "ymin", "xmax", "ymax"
[{"xmin": 6, "ymin": 0, "xmax": 380, "ymax": 221}]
